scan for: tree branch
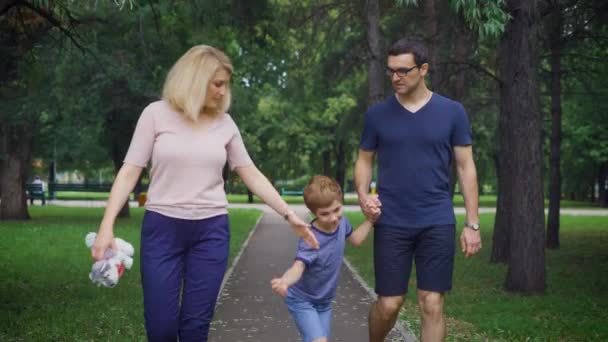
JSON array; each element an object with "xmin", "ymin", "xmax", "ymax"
[
  {"xmin": 437, "ymin": 61, "xmax": 502, "ymax": 85},
  {"xmin": 19, "ymin": 0, "xmax": 85, "ymax": 52}
]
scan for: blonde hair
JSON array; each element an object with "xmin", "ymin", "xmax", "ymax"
[
  {"xmin": 303, "ymin": 175, "xmax": 343, "ymax": 213},
  {"xmin": 162, "ymin": 45, "xmax": 233, "ymax": 121}
]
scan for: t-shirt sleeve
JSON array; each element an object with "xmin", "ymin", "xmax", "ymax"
[
  {"xmin": 451, "ymin": 103, "xmax": 473, "ymax": 146},
  {"xmin": 226, "ymin": 116, "xmax": 253, "ymax": 170},
  {"xmin": 295, "ymin": 240, "xmax": 318, "ymax": 266},
  {"xmin": 359, "ymin": 110, "xmax": 378, "ymax": 151},
  {"xmin": 123, "ymin": 104, "xmax": 156, "ymax": 167},
  {"xmin": 343, "ymin": 217, "xmax": 354, "ymax": 238}
]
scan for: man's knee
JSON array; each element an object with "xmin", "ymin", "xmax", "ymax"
[
  {"xmin": 375, "ymin": 295, "xmax": 405, "ymax": 321},
  {"xmin": 417, "ymin": 290, "xmax": 444, "ymax": 318}
]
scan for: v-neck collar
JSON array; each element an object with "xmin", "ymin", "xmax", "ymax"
[{"xmin": 393, "ymin": 92, "xmax": 433, "ymax": 114}]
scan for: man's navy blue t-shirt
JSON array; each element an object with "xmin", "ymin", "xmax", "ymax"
[{"xmin": 360, "ymin": 93, "xmax": 472, "ymax": 228}]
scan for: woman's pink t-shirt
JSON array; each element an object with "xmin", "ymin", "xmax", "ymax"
[{"xmin": 124, "ymin": 100, "xmax": 253, "ymax": 220}]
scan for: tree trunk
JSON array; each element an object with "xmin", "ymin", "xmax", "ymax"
[
  {"xmin": 0, "ymin": 123, "xmax": 33, "ymax": 220},
  {"xmin": 491, "ymin": 152, "xmax": 511, "ymax": 263},
  {"xmin": 546, "ymin": 3, "xmax": 563, "ymax": 249},
  {"xmin": 111, "ymin": 136, "xmax": 130, "ymax": 219},
  {"xmin": 322, "ymin": 150, "xmax": 331, "ymax": 176},
  {"xmin": 424, "ymin": 0, "xmax": 443, "ymax": 92},
  {"xmin": 599, "ymin": 164, "xmax": 608, "ymax": 207},
  {"xmin": 497, "ymin": 0, "xmax": 546, "ymax": 294},
  {"xmin": 366, "ymin": 0, "xmax": 384, "ymax": 105},
  {"xmin": 334, "ymin": 140, "xmax": 346, "ymax": 196}
]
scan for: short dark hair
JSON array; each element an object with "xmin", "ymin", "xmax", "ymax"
[
  {"xmin": 387, "ymin": 38, "xmax": 429, "ymax": 66},
  {"xmin": 303, "ymin": 175, "xmax": 343, "ymax": 213}
]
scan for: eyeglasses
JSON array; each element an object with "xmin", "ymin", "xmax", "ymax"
[{"xmin": 385, "ymin": 65, "xmax": 419, "ymax": 78}]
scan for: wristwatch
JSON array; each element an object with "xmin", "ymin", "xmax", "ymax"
[
  {"xmin": 283, "ymin": 210, "xmax": 295, "ymax": 221},
  {"xmin": 464, "ymin": 222, "xmax": 480, "ymax": 231}
]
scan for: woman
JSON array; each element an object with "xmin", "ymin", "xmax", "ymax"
[{"xmin": 91, "ymin": 45, "xmax": 318, "ymax": 342}]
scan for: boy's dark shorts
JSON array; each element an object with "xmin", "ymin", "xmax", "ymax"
[{"xmin": 373, "ymin": 223, "xmax": 455, "ymax": 296}]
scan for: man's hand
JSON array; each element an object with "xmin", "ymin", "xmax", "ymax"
[
  {"xmin": 460, "ymin": 228, "xmax": 481, "ymax": 258},
  {"xmin": 288, "ymin": 214, "xmax": 319, "ymax": 249},
  {"xmin": 270, "ymin": 278, "xmax": 289, "ymax": 297},
  {"xmin": 359, "ymin": 194, "xmax": 382, "ymax": 222}
]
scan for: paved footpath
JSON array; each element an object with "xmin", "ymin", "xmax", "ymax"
[{"xmin": 208, "ymin": 208, "xmax": 415, "ymax": 342}]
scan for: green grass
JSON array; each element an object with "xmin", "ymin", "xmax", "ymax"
[
  {"xmin": 0, "ymin": 206, "xmax": 261, "ymax": 341},
  {"xmin": 344, "ymin": 213, "xmax": 608, "ymax": 341},
  {"xmin": 50, "ymin": 192, "xmax": 603, "ymax": 209}
]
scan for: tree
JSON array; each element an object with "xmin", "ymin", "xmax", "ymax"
[
  {"xmin": 496, "ymin": 0, "xmax": 546, "ymax": 293},
  {"xmin": 545, "ymin": 0, "xmax": 564, "ymax": 249},
  {"xmin": 0, "ymin": 0, "xmax": 80, "ymax": 219}
]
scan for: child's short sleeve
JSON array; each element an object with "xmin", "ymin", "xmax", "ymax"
[
  {"xmin": 124, "ymin": 104, "xmax": 156, "ymax": 167},
  {"xmin": 343, "ymin": 217, "xmax": 354, "ymax": 238},
  {"xmin": 295, "ymin": 240, "xmax": 318, "ymax": 266}
]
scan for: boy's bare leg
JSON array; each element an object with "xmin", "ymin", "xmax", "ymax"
[
  {"xmin": 312, "ymin": 338, "xmax": 327, "ymax": 342},
  {"xmin": 369, "ymin": 295, "xmax": 405, "ymax": 342},
  {"xmin": 417, "ymin": 290, "xmax": 445, "ymax": 342}
]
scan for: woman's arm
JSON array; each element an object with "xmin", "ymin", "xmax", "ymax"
[
  {"xmin": 235, "ymin": 165, "xmax": 319, "ymax": 249},
  {"xmin": 92, "ymin": 163, "xmax": 143, "ymax": 260}
]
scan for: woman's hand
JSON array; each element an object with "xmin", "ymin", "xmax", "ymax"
[
  {"xmin": 287, "ymin": 213, "xmax": 319, "ymax": 249},
  {"xmin": 91, "ymin": 224, "xmax": 117, "ymax": 260}
]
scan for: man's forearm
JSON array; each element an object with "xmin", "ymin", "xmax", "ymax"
[
  {"xmin": 354, "ymin": 159, "xmax": 372, "ymax": 197},
  {"xmin": 458, "ymin": 164, "xmax": 480, "ymax": 224}
]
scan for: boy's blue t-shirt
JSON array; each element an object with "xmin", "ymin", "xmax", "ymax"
[
  {"xmin": 360, "ymin": 93, "xmax": 472, "ymax": 228},
  {"xmin": 290, "ymin": 216, "xmax": 353, "ymax": 303}
]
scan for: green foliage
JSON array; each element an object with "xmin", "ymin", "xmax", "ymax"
[{"xmin": 396, "ymin": 0, "xmax": 509, "ymax": 39}]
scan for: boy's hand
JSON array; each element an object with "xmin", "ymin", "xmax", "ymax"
[{"xmin": 270, "ymin": 278, "xmax": 289, "ymax": 297}]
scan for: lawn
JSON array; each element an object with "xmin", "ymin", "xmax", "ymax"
[
  {"xmin": 0, "ymin": 206, "xmax": 262, "ymax": 341},
  {"xmin": 49, "ymin": 191, "xmax": 603, "ymax": 209},
  {"xmin": 344, "ymin": 213, "xmax": 608, "ymax": 341}
]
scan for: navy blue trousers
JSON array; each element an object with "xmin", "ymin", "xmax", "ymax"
[{"xmin": 140, "ymin": 211, "xmax": 229, "ymax": 342}]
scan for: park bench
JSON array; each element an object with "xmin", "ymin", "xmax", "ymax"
[
  {"xmin": 280, "ymin": 187, "xmax": 304, "ymax": 196},
  {"xmin": 26, "ymin": 183, "xmax": 46, "ymax": 205}
]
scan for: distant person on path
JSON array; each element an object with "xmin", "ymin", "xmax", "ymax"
[
  {"xmin": 91, "ymin": 45, "xmax": 319, "ymax": 342},
  {"xmin": 355, "ymin": 38, "xmax": 481, "ymax": 341},
  {"xmin": 271, "ymin": 175, "xmax": 373, "ymax": 342}
]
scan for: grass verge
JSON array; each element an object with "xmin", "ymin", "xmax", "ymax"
[
  {"xmin": 344, "ymin": 212, "xmax": 608, "ymax": 341},
  {"xmin": 0, "ymin": 206, "xmax": 261, "ymax": 341}
]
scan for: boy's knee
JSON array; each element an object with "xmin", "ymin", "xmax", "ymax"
[{"xmin": 376, "ymin": 296, "xmax": 404, "ymax": 320}]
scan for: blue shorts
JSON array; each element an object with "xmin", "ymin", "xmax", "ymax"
[
  {"xmin": 285, "ymin": 290, "xmax": 332, "ymax": 342},
  {"xmin": 373, "ymin": 224, "xmax": 455, "ymax": 296}
]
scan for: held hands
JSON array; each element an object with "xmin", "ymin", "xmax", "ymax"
[
  {"xmin": 359, "ymin": 194, "xmax": 382, "ymax": 223},
  {"xmin": 460, "ymin": 227, "xmax": 482, "ymax": 258},
  {"xmin": 270, "ymin": 277, "xmax": 289, "ymax": 297},
  {"xmin": 287, "ymin": 213, "xmax": 319, "ymax": 249}
]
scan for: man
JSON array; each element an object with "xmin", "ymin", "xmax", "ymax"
[{"xmin": 354, "ymin": 38, "xmax": 481, "ymax": 342}]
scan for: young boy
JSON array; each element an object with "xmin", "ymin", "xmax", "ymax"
[{"xmin": 270, "ymin": 175, "xmax": 373, "ymax": 342}]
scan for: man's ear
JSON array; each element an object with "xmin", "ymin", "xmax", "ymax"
[{"xmin": 419, "ymin": 63, "xmax": 429, "ymax": 77}]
